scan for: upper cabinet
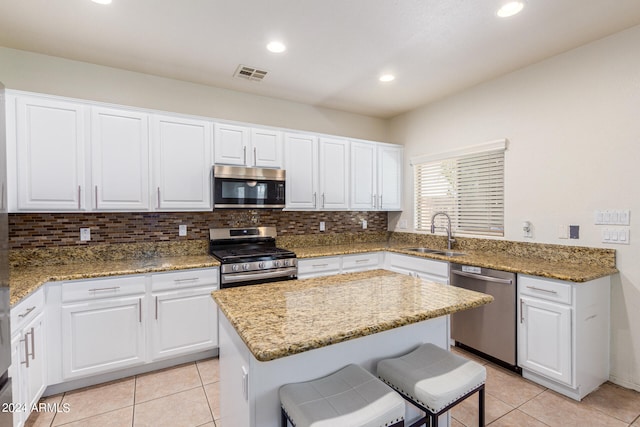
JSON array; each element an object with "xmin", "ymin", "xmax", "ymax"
[
  {"xmin": 283, "ymin": 133, "xmax": 318, "ymax": 209},
  {"xmin": 351, "ymin": 141, "xmax": 403, "ymax": 211},
  {"xmin": 318, "ymin": 137, "xmax": 349, "ymax": 210},
  {"xmin": 151, "ymin": 115, "xmax": 213, "ymax": 210},
  {"xmin": 12, "ymin": 96, "xmax": 87, "ymax": 211},
  {"xmin": 91, "ymin": 107, "xmax": 150, "ymax": 210},
  {"xmin": 214, "ymin": 123, "xmax": 282, "ymax": 168}
]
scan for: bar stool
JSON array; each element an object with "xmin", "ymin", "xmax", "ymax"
[
  {"xmin": 279, "ymin": 364, "xmax": 405, "ymax": 427},
  {"xmin": 377, "ymin": 343, "xmax": 486, "ymax": 427}
]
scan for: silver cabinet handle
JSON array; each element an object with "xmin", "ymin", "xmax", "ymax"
[
  {"xmin": 88, "ymin": 286, "xmax": 120, "ymax": 292},
  {"xmin": 29, "ymin": 327, "xmax": 35, "ymax": 361},
  {"xmin": 322, "ymin": 193, "xmax": 325, "ymax": 208},
  {"xmin": 243, "ymin": 146, "xmax": 247, "ymax": 165},
  {"xmin": 139, "ymin": 298, "xmax": 142, "ymax": 323},
  {"xmin": 526, "ymin": 285, "xmax": 558, "ymax": 294},
  {"xmin": 155, "ymin": 296, "xmax": 158, "ymax": 320},
  {"xmin": 312, "ymin": 263, "xmax": 329, "ymax": 268},
  {"xmin": 372, "ymin": 194, "xmax": 376, "ymax": 208},
  {"xmin": 20, "ymin": 332, "xmax": 30, "ymax": 368},
  {"xmin": 241, "ymin": 366, "xmax": 249, "ymax": 401},
  {"xmin": 18, "ymin": 306, "xmax": 36, "ymax": 318},
  {"xmin": 157, "ymin": 187, "xmax": 161, "ymax": 209},
  {"xmin": 253, "ymin": 147, "xmax": 257, "ymax": 166},
  {"xmin": 520, "ymin": 298, "xmax": 524, "ymax": 323},
  {"xmin": 379, "ymin": 194, "xmax": 383, "ymax": 209},
  {"xmin": 313, "ymin": 192, "xmax": 317, "ymax": 208},
  {"xmin": 95, "ymin": 185, "xmax": 98, "ymax": 209},
  {"xmin": 174, "ymin": 278, "xmax": 199, "ymax": 284},
  {"xmin": 78, "ymin": 185, "xmax": 81, "ymax": 209},
  {"xmin": 355, "ymin": 259, "xmax": 370, "ymax": 264}
]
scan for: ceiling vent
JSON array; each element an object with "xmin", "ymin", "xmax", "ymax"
[{"xmin": 234, "ymin": 65, "xmax": 268, "ymax": 82}]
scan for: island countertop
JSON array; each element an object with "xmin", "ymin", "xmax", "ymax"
[{"xmin": 212, "ymin": 269, "xmax": 493, "ymax": 362}]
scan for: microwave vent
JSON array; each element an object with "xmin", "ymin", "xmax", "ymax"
[{"xmin": 234, "ymin": 65, "xmax": 268, "ymax": 82}]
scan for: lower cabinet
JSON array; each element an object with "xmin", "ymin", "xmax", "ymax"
[
  {"xmin": 383, "ymin": 252, "xmax": 449, "ymax": 284},
  {"xmin": 517, "ymin": 274, "xmax": 610, "ymax": 400},
  {"xmin": 297, "ymin": 252, "xmax": 384, "ymax": 279},
  {"xmin": 10, "ymin": 289, "xmax": 47, "ymax": 427},
  {"xmin": 150, "ymin": 270, "xmax": 218, "ymax": 361}
]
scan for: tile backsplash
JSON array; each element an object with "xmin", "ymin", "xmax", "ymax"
[{"xmin": 8, "ymin": 210, "xmax": 388, "ymax": 250}]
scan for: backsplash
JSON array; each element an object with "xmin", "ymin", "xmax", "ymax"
[{"xmin": 8, "ymin": 210, "xmax": 387, "ymax": 250}]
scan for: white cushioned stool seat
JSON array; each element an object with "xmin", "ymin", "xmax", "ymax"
[
  {"xmin": 279, "ymin": 364, "xmax": 405, "ymax": 427},
  {"xmin": 377, "ymin": 343, "xmax": 486, "ymax": 414}
]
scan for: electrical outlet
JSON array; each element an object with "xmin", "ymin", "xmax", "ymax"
[
  {"xmin": 80, "ymin": 228, "xmax": 91, "ymax": 241},
  {"xmin": 398, "ymin": 219, "xmax": 408, "ymax": 229},
  {"xmin": 362, "ymin": 220, "xmax": 367, "ymax": 229},
  {"xmin": 319, "ymin": 221, "xmax": 326, "ymax": 232},
  {"xmin": 179, "ymin": 224, "xmax": 187, "ymax": 236}
]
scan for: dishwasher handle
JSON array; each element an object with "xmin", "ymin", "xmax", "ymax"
[{"xmin": 451, "ymin": 269, "xmax": 513, "ymax": 285}]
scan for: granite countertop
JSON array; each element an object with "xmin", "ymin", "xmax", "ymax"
[
  {"xmin": 287, "ymin": 242, "xmax": 618, "ymax": 283},
  {"xmin": 10, "ymin": 255, "xmax": 220, "ymax": 306},
  {"xmin": 212, "ymin": 269, "xmax": 493, "ymax": 362}
]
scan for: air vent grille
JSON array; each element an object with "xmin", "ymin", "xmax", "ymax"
[{"xmin": 234, "ymin": 65, "xmax": 268, "ymax": 82}]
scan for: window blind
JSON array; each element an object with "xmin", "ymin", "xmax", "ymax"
[{"xmin": 414, "ymin": 144, "xmax": 505, "ymax": 236}]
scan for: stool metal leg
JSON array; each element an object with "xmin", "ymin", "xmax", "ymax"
[
  {"xmin": 281, "ymin": 407, "xmax": 288, "ymax": 427},
  {"xmin": 479, "ymin": 385, "xmax": 485, "ymax": 427}
]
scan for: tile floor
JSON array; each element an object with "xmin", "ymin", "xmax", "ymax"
[{"xmin": 25, "ymin": 350, "xmax": 640, "ymax": 427}]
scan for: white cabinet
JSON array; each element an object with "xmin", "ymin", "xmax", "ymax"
[
  {"xmin": 384, "ymin": 252, "xmax": 449, "ymax": 284},
  {"xmin": 318, "ymin": 137, "xmax": 350, "ymax": 210},
  {"xmin": 284, "ymin": 133, "xmax": 318, "ymax": 209},
  {"xmin": 297, "ymin": 256, "xmax": 342, "ymax": 279},
  {"xmin": 341, "ymin": 252, "xmax": 383, "ymax": 273},
  {"xmin": 10, "ymin": 289, "xmax": 47, "ymax": 427},
  {"xmin": 151, "ymin": 115, "xmax": 213, "ymax": 210},
  {"xmin": 150, "ymin": 269, "xmax": 219, "ymax": 361},
  {"xmin": 350, "ymin": 141, "xmax": 403, "ymax": 211},
  {"xmin": 214, "ymin": 123, "xmax": 283, "ymax": 168},
  {"xmin": 11, "ymin": 95, "xmax": 87, "ymax": 211},
  {"xmin": 517, "ymin": 274, "xmax": 610, "ymax": 400},
  {"xmin": 60, "ymin": 276, "xmax": 147, "ymax": 379},
  {"xmin": 91, "ymin": 107, "xmax": 150, "ymax": 210}
]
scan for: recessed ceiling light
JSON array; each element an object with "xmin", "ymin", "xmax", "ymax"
[
  {"xmin": 92, "ymin": 0, "xmax": 112, "ymax": 4},
  {"xmin": 266, "ymin": 41, "xmax": 286, "ymax": 53},
  {"xmin": 379, "ymin": 74, "xmax": 395, "ymax": 83},
  {"xmin": 497, "ymin": 1, "xmax": 524, "ymax": 18}
]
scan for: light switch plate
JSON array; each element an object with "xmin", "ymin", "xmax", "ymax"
[
  {"xmin": 179, "ymin": 224, "xmax": 187, "ymax": 236},
  {"xmin": 80, "ymin": 228, "xmax": 91, "ymax": 241}
]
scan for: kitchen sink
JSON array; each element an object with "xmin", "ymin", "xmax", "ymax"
[{"xmin": 405, "ymin": 248, "xmax": 466, "ymax": 257}]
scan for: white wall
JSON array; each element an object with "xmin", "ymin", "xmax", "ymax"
[
  {"xmin": 0, "ymin": 47, "xmax": 388, "ymax": 142},
  {"xmin": 389, "ymin": 24, "xmax": 640, "ymax": 390}
]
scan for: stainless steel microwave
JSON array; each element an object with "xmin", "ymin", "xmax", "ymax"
[{"xmin": 213, "ymin": 166, "xmax": 286, "ymax": 208}]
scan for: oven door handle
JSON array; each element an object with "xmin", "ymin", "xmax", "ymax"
[{"xmin": 222, "ymin": 267, "xmax": 298, "ymax": 284}]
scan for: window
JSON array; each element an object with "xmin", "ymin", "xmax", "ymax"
[{"xmin": 413, "ymin": 140, "xmax": 506, "ymax": 236}]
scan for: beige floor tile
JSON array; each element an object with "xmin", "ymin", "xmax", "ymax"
[
  {"xmin": 451, "ymin": 391, "xmax": 513, "ymax": 426},
  {"xmin": 52, "ymin": 378, "xmax": 135, "ymax": 426},
  {"xmin": 581, "ymin": 381, "xmax": 640, "ymax": 423},
  {"xmin": 203, "ymin": 382, "xmax": 220, "ymax": 420},
  {"xmin": 25, "ymin": 394, "xmax": 64, "ymax": 427},
  {"xmin": 485, "ymin": 365, "xmax": 546, "ymax": 407},
  {"xmin": 489, "ymin": 409, "xmax": 549, "ymax": 427},
  {"xmin": 197, "ymin": 423, "xmax": 215, "ymax": 427},
  {"xmin": 451, "ymin": 418, "xmax": 466, "ymax": 427},
  {"xmin": 133, "ymin": 387, "xmax": 213, "ymax": 427},
  {"xmin": 56, "ymin": 406, "xmax": 133, "ymax": 427},
  {"xmin": 633, "ymin": 415, "xmax": 640, "ymax": 426},
  {"xmin": 196, "ymin": 358, "xmax": 219, "ymax": 385},
  {"xmin": 520, "ymin": 390, "xmax": 628, "ymax": 427},
  {"xmin": 135, "ymin": 363, "xmax": 202, "ymax": 403}
]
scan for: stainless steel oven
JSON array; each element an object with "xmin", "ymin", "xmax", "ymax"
[
  {"xmin": 209, "ymin": 227, "xmax": 297, "ymax": 288},
  {"xmin": 213, "ymin": 166, "xmax": 285, "ymax": 209}
]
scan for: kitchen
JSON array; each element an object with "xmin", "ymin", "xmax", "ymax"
[{"xmin": 1, "ymin": 1, "xmax": 640, "ymax": 427}]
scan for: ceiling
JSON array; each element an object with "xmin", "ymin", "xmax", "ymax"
[{"xmin": 1, "ymin": 1, "xmax": 640, "ymax": 119}]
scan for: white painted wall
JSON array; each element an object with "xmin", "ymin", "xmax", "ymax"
[
  {"xmin": 0, "ymin": 47, "xmax": 388, "ymax": 142},
  {"xmin": 389, "ymin": 24, "xmax": 640, "ymax": 390}
]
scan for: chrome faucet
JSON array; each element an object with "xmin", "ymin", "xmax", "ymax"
[{"xmin": 430, "ymin": 212, "xmax": 455, "ymax": 250}]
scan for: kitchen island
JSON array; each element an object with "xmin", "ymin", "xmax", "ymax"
[{"xmin": 212, "ymin": 269, "xmax": 493, "ymax": 427}]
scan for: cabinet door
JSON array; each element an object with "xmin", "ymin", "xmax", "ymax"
[
  {"xmin": 62, "ymin": 296, "xmax": 146, "ymax": 379},
  {"xmin": 519, "ymin": 296, "xmax": 572, "ymax": 385},
  {"xmin": 284, "ymin": 133, "xmax": 318, "ymax": 209},
  {"xmin": 23, "ymin": 313, "xmax": 46, "ymax": 410},
  {"xmin": 250, "ymin": 129, "xmax": 282, "ymax": 168},
  {"xmin": 318, "ymin": 137, "xmax": 349, "ymax": 209},
  {"xmin": 150, "ymin": 287, "xmax": 218, "ymax": 361},
  {"xmin": 350, "ymin": 141, "xmax": 377, "ymax": 210},
  {"xmin": 91, "ymin": 107, "xmax": 150, "ymax": 210},
  {"xmin": 10, "ymin": 334, "xmax": 25, "ymax": 427},
  {"xmin": 15, "ymin": 96, "xmax": 86, "ymax": 211},
  {"xmin": 377, "ymin": 143, "xmax": 403, "ymax": 211},
  {"xmin": 214, "ymin": 123, "xmax": 249, "ymax": 166},
  {"xmin": 152, "ymin": 115, "xmax": 212, "ymax": 210}
]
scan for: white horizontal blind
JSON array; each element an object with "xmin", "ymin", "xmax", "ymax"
[{"xmin": 414, "ymin": 146, "xmax": 504, "ymax": 236}]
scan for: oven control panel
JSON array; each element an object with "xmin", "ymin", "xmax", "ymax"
[{"xmin": 221, "ymin": 258, "xmax": 297, "ymax": 274}]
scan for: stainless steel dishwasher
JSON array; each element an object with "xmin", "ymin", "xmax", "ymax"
[{"xmin": 450, "ymin": 263, "xmax": 520, "ymax": 373}]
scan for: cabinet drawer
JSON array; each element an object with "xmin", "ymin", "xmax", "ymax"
[
  {"xmin": 62, "ymin": 276, "xmax": 146, "ymax": 303},
  {"xmin": 151, "ymin": 268, "xmax": 218, "ymax": 292},
  {"xmin": 11, "ymin": 287, "xmax": 45, "ymax": 334},
  {"xmin": 518, "ymin": 275, "xmax": 572, "ymax": 305},
  {"xmin": 298, "ymin": 257, "xmax": 342, "ymax": 277},
  {"xmin": 341, "ymin": 252, "xmax": 382, "ymax": 272},
  {"xmin": 384, "ymin": 252, "xmax": 449, "ymax": 278}
]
